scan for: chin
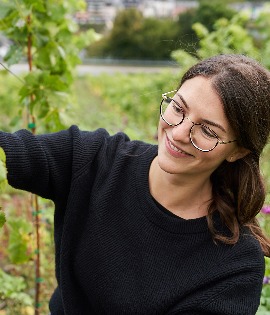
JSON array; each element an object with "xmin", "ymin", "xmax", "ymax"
[{"xmin": 157, "ymin": 154, "xmax": 186, "ymax": 176}]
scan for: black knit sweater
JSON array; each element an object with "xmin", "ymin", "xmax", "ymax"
[{"xmin": 0, "ymin": 126, "xmax": 264, "ymax": 315}]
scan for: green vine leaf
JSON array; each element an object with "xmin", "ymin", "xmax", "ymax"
[
  {"xmin": 0, "ymin": 147, "xmax": 7, "ymax": 191},
  {"xmin": 0, "ymin": 268, "xmax": 33, "ymax": 306},
  {"xmin": 0, "ymin": 147, "xmax": 7, "ymax": 229},
  {"xmin": 7, "ymin": 218, "xmax": 33, "ymax": 264},
  {"xmin": 0, "ymin": 0, "xmax": 99, "ymax": 132},
  {"xmin": 0, "ymin": 211, "xmax": 6, "ymax": 228}
]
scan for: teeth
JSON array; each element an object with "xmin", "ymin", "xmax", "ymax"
[{"xmin": 169, "ymin": 141, "xmax": 184, "ymax": 153}]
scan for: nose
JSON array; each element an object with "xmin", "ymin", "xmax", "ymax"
[{"xmin": 171, "ymin": 116, "xmax": 193, "ymax": 142}]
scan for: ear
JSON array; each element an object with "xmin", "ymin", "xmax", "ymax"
[{"xmin": 226, "ymin": 147, "xmax": 250, "ymax": 163}]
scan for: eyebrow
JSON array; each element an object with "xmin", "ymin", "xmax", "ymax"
[{"xmin": 176, "ymin": 93, "xmax": 226, "ymax": 133}]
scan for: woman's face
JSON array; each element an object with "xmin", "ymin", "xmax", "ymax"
[{"xmin": 157, "ymin": 76, "xmax": 245, "ymax": 181}]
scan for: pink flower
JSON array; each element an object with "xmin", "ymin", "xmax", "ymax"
[
  {"xmin": 261, "ymin": 206, "xmax": 270, "ymax": 214},
  {"xmin": 263, "ymin": 276, "xmax": 270, "ymax": 284}
]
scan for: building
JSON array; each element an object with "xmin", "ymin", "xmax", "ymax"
[
  {"xmin": 76, "ymin": 0, "xmax": 199, "ymax": 27},
  {"xmin": 122, "ymin": 0, "xmax": 141, "ymax": 8}
]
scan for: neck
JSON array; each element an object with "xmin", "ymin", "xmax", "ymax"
[{"xmin": 149, "ymin": 157, "xmax": 212, "ymax": 219}]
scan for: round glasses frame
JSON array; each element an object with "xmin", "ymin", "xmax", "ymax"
[{"xmin": 160, "ymin": 90, "xmax": 237, "ymax": 152}]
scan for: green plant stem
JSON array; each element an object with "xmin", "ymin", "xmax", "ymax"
[{"xmin": 27, "ymin": 15, "xmax": 33, "ymax": 72}]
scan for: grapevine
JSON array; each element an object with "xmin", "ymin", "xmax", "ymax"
[{"xmin": 0, "ymin": 0, "xmax": 99, "ymax": 313}]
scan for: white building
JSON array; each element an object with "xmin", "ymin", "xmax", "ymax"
[
  {"xmin": 76, "ymin": 0, "xmax": 199, "ymax": 27},
  {"xmin": 140, "ymin": 1, "xmax": 197, "ymax": 19}
]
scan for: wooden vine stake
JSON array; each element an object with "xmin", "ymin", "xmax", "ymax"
[{"xmin": 27, "ymin": 14, "xmax": 42, "ymax": 315}]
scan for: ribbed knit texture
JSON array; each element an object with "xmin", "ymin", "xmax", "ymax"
[{"xmin": 0, "ymin": 126, "xmax": 265, "ymax": 315}]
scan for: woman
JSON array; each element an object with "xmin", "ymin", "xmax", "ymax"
[{"xmin": 1, "ymin": 54, "xmax": 270, "ymax": 314}]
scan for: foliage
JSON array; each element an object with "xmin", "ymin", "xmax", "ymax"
[
  {"xmin": 194, "ymin": 12, "xmax": 259, "ymax": 59},
  {"xmin": 257, "ymin": 284, "xmax": 270, "ymax": 314},
  {"xmin": 252, "ymin": 4, "xmax": 270, "ymax": 69},
  {"xmin": 171, "ymin": 10, "xmax": 260, "ymax": 68},
  {"xmin": 91, "ymin": 8, "xmax": 144, "ymax": 59},
  {"xmin": 87, "ymin": 1, "xmax": 238, "ymax": 60},
  {"xmin": 195, "ymin": 0, "xmax": 236, "ymax": 32},
  {"xmin": 176, "ymin": 0, "xmax": 236, "ymax": 54},
  {"xmin": 88, "ymin": 8, "xmax": 178, "ymax": 60},
  {"xmin": 0, "ymin": 210, "xmax": 5, "ymax": 227},
  {"xmin": 88, "ymin": 2, "xmax": 237, "ymax": 60},
  {"xmin": 256, "ymin": 255, "xmax": 270, "ymax": 314},
  {"xmin": 0, "ymin": 147, "xmax": 7, "ymax": 192},
  {"xmin": 261, "ymin": 144, "xmax": 270, "ymax": 205},
  {"xmin": 0, "ymin": 72, "xmax": 23, "ymax": 131},
  {"xmin": 0, "ymin": 0, "xmax": 99, "ymax": 132},
  {"xmin": 81, "ymin": 70, "xmax": 180, "ymax": 142},
  {"xmin": 172, "ymin": 4, "xmax": 270, "ymax": 69},
  {"xmin": 0, "ymin": 0, "xmax": 99, "ymax": 313},
  {"xmin": 87, "ymin": 1, "xmax": 270, "ymax": 60},
  {"xmin": 0, "ymin": 268, "xmax": 33, "ymax": 313},
  {"xmin": 7, "ymin": 218, "xmax": 34, "ymax": 264},
  {"xmin": 133, "ymin": 17, "xmax": 178, "ymax": 60},
  {"xmin": 176, "ymin": 8, "xmax": 198, "ymax": 54},
  {"xmin": 0, "ymin": 147, "xmax": 7, "ymax": 228},
  {"xmin": 88, "ymin": 0, "xmax": 234, "ymax": 60},
  {"xmin": 0, "ymin": 194, "xmax": 55, "ymax": 314}
]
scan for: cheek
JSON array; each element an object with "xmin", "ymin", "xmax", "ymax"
[
  {"xmin": 157, "ymin": 119, "xmax": 171, "ymax": 142},
  {"xmin": 158, "ymin": 118, "xmax": 169, "ymax": 132},
  {"xmin": 201, "ymin": 148, "xmax": 230, "ymax": 167}
]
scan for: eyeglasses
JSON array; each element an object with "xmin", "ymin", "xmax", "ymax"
[{"xmin": 160, "ymin": 90, "xmax": 237, "ymax": 152}]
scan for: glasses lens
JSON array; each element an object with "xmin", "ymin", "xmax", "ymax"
[
  {"xmin": 190, "ymin": 124, "xmax": 218, "ymax": 151},
  {"xmin": 161, "ymin": 98, "xmax": 184, "ymax": 126}
]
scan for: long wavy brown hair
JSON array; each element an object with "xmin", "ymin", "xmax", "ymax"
[{"xmin": 181, "ymin": 54, "xmax": 270, "ymax": 256}]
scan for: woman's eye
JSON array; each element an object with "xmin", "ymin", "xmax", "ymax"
[
  {"xmin": 171, "ymin": 100, "xmax": 183, "ymax": 115},
  {"xmin": 201, "ymin": 125, "xmax": 217, "ymax": 139}
]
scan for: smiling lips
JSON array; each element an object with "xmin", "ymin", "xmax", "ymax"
[{"xmin": 165, "ymin": 134, "xmax": 194, "ymax": 158}]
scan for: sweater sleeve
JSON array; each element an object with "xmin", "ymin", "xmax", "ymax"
[
  {"xmin": 198, "ymin": 268, "xmax": 263, "ymax": 315},
  {"xmin": 169, "ymin": 236, "xmax": 264, "ymax": 315},
  {"xmin": 0, "ymin": 125, "xmax": 109, "ymax": 201},
  {"xmin": 169, "ymin": 270, "xmax": 263, "ymax": 315}
]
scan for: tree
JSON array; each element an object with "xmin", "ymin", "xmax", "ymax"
[
  {"xmin": 176, "ymin": 8, "xmax": 198, "ymax": 54},
  {"xmin": 133, "ymin": 17, "xmax": 178, "ymax": 60},
  {"xmin": 88, "ymin": 2, "xmax": 237, "ymax": 60},
  {"xmin": 171, "ymin": 10, "xmax": 259, "ymax": 74},
  {"xmin": 196, "ymin": 0, "xmax": 236, "ymax": 32},
  {"xmin": 252, "ymin": 3, "xmax": 270, "ymax": 68},
  {"xmin": 88, "ymin": 8, "xmax": 178, "ymax": 60},
  {"xmin": 176, "ymin": 0, "xmax": 236, "ymax": 54},
  {"xmin": 105, "ymin": 8, "xmax": 144, "ymax": 59}
]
